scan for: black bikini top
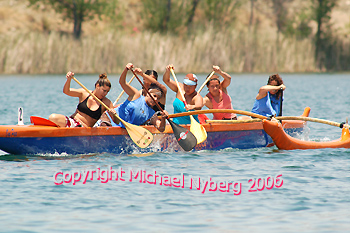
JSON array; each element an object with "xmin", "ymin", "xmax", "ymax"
[{"xmin": 77, "ymin": 95, "xmax": 103, "ymax": 120}]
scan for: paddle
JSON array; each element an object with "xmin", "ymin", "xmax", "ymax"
[
  {"xmin": 72, "ymin": 76, "xmax": 153, "ymax": 149},
  {"xmin": 278, "ymin": 88, "xmax": 283, "ymax": 117},
  {"xmin": 113, "ymin": 75, "xmax": 135, "ymax": 106},
  {"xmin": 170, "ymin": 68, "xmax": 207, "ymax": 144},
  {"xmin": 30, "ymin": 116, "xmax": 58, "ymax": 127},
  {"xmin": 129, "ymin": 68, "xmax": 197, "ymax": 151},
  {"xmin": 197, "ymin": 71, "xmax": 215, "ymax": 93},
  {"xmin": 278, "ymin": 87, "xmax": 283, "ymax": 124}
]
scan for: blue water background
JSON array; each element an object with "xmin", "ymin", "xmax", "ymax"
[{"xmin": 0, "ymin": 73, "xmax": 350, "ymax": 232}]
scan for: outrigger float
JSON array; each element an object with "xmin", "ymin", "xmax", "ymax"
[
  {"xmin": 262, "ymin": 116, "xmax": 350, "ymax": 150},
  {"xmin": 0, "ymin": 108, "xmax": 310, "ymax": 155}
]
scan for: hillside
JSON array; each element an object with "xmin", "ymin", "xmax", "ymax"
[
  {"xmin": 0, "ymin": 0, "xmax": 349, "ymax": 74},
  {"xmin": 1, "ymin": 0, "xmax": 349, "ymax": 37}
]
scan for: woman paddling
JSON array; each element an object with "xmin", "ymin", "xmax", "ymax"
[
  {"xmin": 203, "ymin": 65, "xmax": 238, "ymax": 120},
  {"xmin": 138, "ymin": 69, "xmax": 167, "ymax": 112},
  {"xmin": 251, "ymin": 74, "xmax": 286, "ymax": 117},
  {"xmin": 98, "ymin": 65, "xmax": 168, "ymax": 128},
  {"xmin": 49, "ymin": 71, "xmax": 118, "ymax": 127},
  {"xmin": 162, "ymin": 64, "xmax": 203, "ymax": 125},
  {"xmin": 98, "ymin": 63, "xmax": 168, "ymax": 132}
]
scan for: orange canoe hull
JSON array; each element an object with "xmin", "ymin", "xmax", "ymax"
[{"xmin": 263, "ymin": 119, "xmax": 350, "ymax": 150}]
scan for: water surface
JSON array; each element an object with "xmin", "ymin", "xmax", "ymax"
[{"xmin": 0, "ymin": 73, "xmax": 349, "ymax": 232}]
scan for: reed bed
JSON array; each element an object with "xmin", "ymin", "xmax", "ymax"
[{"xmin": 0, "ymin": 28, "xmax": 326, "ymax": 74}]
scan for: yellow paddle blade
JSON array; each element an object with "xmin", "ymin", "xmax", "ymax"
[
  {"xmin": 189, "ymin": 115, "xmax": 207, "ymax": 144},
  {"xmin": 123, "ymin": 121, "xmax": 154, "ymax": 148}
]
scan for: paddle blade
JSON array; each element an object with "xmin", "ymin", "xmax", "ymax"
[
  {"xmin": 190, "ymin": 115, "xmax": 207, "ymax": 144},
  {"xmin": 168, "ymin": 119, "xmax": 197, "ymax": 151},
  {"xmin": 30, "ymin": 116, "xmax": 58, "ymax": 127},
  {"xmin": 123, "ymin": 122, "xmax": 154, "ymax": 148}
]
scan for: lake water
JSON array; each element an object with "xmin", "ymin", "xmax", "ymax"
[{"xmin": 0, "ymin": 73, "xmax": 350, "ymax": 232}]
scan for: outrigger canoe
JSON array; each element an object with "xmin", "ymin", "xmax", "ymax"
[
  {"xmin": 263, "ymin": 118, "xmax": 350, "ymax": 150},
  {"xmin": 0, "ymin": 108, "xmax": 310, "ymax": 155}
]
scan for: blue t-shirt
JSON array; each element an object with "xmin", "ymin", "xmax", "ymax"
[
  {"xmin": 251, "ymin": 92, "xmax": 282, "ymax": 117},
  {"xmin": 172, "ymin": 98, "xmax": 199, "ymax": 125},
  {"xmin": 109, "ymin": 96, "xmax": 155, "ymax": 128}
]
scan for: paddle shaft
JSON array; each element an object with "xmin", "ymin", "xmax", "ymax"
[
  {"xmin": 113, "ymin": 75, "xmax": 135, "ymax": 106},
  {"xmin": 170, "ymin": 69, "xmax": 189, "ymax": 106},
  {"xmin": 279, "ymin": 87, "xmax": 283, "ymax": 117},
  {"xmin": 197, "ymin": 71, "xmax": 215, "ymax": 94},
  {"xmin": 278, "ymin": 87, "xmax": 283, "ymax": 124}
]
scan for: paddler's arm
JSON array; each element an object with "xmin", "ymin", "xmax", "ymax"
[
  {"xmin": 256, "ymin": 84, "xmax": 286, "ymax": 100},
  {"xmin": 135, "ymin": 68, "xmax": 167, "ymax": 105},
  {"xmin": 120, "ymin": 63, "xmax": 141, "ymax": 101},
  {"xmin": 63, "ymin": 71, "xmax": 83, "ymax": 98},
  {"xmin": 203, "ymin": 94, "xmax": 213, "ymax": 109},
  {"xmin": 135, "ymin": 68, "xmax": 157, "ymax": 84},
  {"xmin": 150, "ymin": 110, "xmax": 168, "ymax": 132},
  {"xmin": 135, "ymin": 67, "xmax": 168, "ymax": 98},
  {"xmin": 162, "ymin": 64, "xmax": 178, "ymax": 93},
  {"xmin": 214, "ymin": 65, "xmax": 231, "ymax": 93},
  {"xmin": 185, "ymin": 93, "xmax": 203, "ymax": 111},
  {"xmin": 105, "ymin": 99, "xmax": 120, "ymax": 125}
]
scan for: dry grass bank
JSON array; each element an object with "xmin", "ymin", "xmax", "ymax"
[
  {"xmin": 0, "ymin": 0, "xmax": 349, "ymax": 74},
  {"xmin": 0, "ymin": 28, "xmax": 318, "ymax": 74}
]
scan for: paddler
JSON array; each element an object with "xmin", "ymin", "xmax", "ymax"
[
  {"xmin": 98, "ymin": 63, "xmax": 168, "ymax": 132},
  {"xmin": 251, "ymin": 74, "xmax": 286, "ymax": 117},
  {"xmin": 49, "ymin": 72, "xmax": 118, "ymax": 127},
  {"xmin": 203, "ymin": 65, "xmax": 237, "ymax": 120},
  {"xmin": 98, "ymin": 67, "xmax": 167, "ymax": 126},
  {"xmin": 162, "ymin": 64, "xmax": 204, "ymax": 125}
]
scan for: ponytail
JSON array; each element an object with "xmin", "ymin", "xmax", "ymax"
[{"xmin": 95, "ymin": 73, "xmax": 111, "ymax": 88}]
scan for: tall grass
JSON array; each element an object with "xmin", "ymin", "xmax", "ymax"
[{"xmin": 0, "ymin": 27, "xmax": 339, "ymax": 74}]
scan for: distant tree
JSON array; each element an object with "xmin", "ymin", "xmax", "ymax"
[
  {"xmin": 186, "ymin": 0, "xmax": 200, "ymax": 28},
  {"xmin": 281, "ymin": 6, "xmax": 313, "ymax": 40},
  {"xmin": 141, "ymin": 0, "xmax": 173, "ymax": 32},
  {"xmin": 141, "ymin": 0, "xmax": 197, "ymax": 34},
  {"xmin": 248, "ymin": 0, "xmax": 256, "ymax": 30},
  {"xmin": 271, "ymin": 0, "xmax": 292, "ymax": 35},
  {"xmin": 202, "ymin": 0, "xmax": 242, "ymax": 29},
  {"xmin": 310, "ymin": 0, "xmax": 338, "ymax": 62},
  {"xmin": 28, "ymin": 0, "xmax": 113, "ymax": 39}
]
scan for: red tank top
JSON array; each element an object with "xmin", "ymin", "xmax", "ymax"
[{"xmin": 207, "ymin": 90, "xmax": 236, "ymax": 120}]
